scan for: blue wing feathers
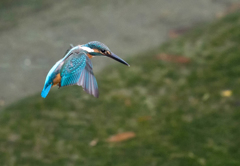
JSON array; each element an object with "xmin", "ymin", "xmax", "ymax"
[
  {"xmin": 42, "ymin": 49, "xmax": 99, "ymax": 98},
  {"xmin": 46, "ymin": 52, "xmax": 99, "ymax": 98},
  {"xmin": 60, "ymin": 54, "xmax": 86, "ymax": 87},
  {"xmin": 61, "ymin": 72, "xmax": 81, "ymax": 87}
]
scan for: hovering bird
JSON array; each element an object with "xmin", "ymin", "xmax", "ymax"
[{"xmin": 41, "ymin": 41, "xmax": 130, "ymax": 98}]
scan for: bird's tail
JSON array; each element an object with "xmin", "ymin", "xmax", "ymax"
[{"xmin": 41, "ymin": 84, "xmax": 52, "ymax": 98}]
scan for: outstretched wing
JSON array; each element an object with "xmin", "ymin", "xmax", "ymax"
[
  {"xmin": 60, "ymin": 51, "xmax": 99, "ymax": 98},
  {"xmin": 77, "ymin": 55, "xmax": 99, "ymax": 98}
]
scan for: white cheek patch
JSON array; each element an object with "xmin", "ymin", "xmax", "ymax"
[{"xmin": 80, "ymin": 46, "xmax": 94, "ymax": 52}]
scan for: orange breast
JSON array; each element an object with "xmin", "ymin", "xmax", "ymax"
[
  {"xmin": 87, "ymin": 53, "xmax": 93, "ymax": 59},
  {"xmin": 53, "ymin": 73, "xmax": 61, "ymax": 86}
]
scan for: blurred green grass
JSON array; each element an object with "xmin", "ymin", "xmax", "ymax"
[{"xmin": 1, "ymin": 11, "xmax": 240, "ymax": 166}]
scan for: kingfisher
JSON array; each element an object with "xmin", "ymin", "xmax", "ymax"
[{"xmin": 41, "ymin": 41, "xmax": 130, "ymax": 98}]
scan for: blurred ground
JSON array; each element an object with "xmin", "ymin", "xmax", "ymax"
[{"xmin": 0, "ymin": 0, "xmax": 237, "ymax": 105}]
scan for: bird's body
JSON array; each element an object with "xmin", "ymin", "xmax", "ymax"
[{"xmin": 41, "ymin": 41, "xmax": 129, "ymax": 98}]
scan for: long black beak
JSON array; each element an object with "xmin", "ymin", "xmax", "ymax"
[{"xmin": 108, "ymin": 52, "xmax": 130, "ymax": 67}]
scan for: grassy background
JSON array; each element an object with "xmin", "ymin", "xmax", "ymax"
[{"xmin": 1, "ymin": 11, "xmax": 240, "ymax": 166}]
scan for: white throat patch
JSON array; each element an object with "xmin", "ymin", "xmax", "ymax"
[{"xmin": 80, "ymin": 46, "xmax": 94, "ymax": 52}]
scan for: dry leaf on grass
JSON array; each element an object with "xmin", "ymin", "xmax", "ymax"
[
  {"xmin": 220, "ymin": 90, "xmax": 232, "ymax": 97},
  {"xmin": 107, "ymin": 132, "xmax": 136, "ymax": 143},
  {"xmin": 89, "ymin": 139, "xmax": 98, "ymax": 147},
  {"xmin": 156, "ymin": 53, "xmax": 191, "ymax": 64}
]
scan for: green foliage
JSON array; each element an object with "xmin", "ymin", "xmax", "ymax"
[{"xmin": 1, "ymin": 12, "xmax": 240, "ymax": 166}]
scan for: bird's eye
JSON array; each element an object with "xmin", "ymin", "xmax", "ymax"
[{"xmin": 101, "ymin": 50, "xmax": 106, "ymax": 54}]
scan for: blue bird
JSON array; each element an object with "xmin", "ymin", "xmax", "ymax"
[{"xmin": 41, "ymin": 41, "xmax": 130, "ymax": 98}]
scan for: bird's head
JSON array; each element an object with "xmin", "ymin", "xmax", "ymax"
[{"xmin": 80, "ymin": 41, "xmax": 130, "ymax": 66}]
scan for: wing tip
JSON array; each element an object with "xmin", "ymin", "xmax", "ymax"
[
  {"xmin": 93, "ymin": 91, "xmax": 99, "ymax": 98},
  {"xmin": 82, "ymin": 87, "xmax": 99, "ymax": 98}
]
